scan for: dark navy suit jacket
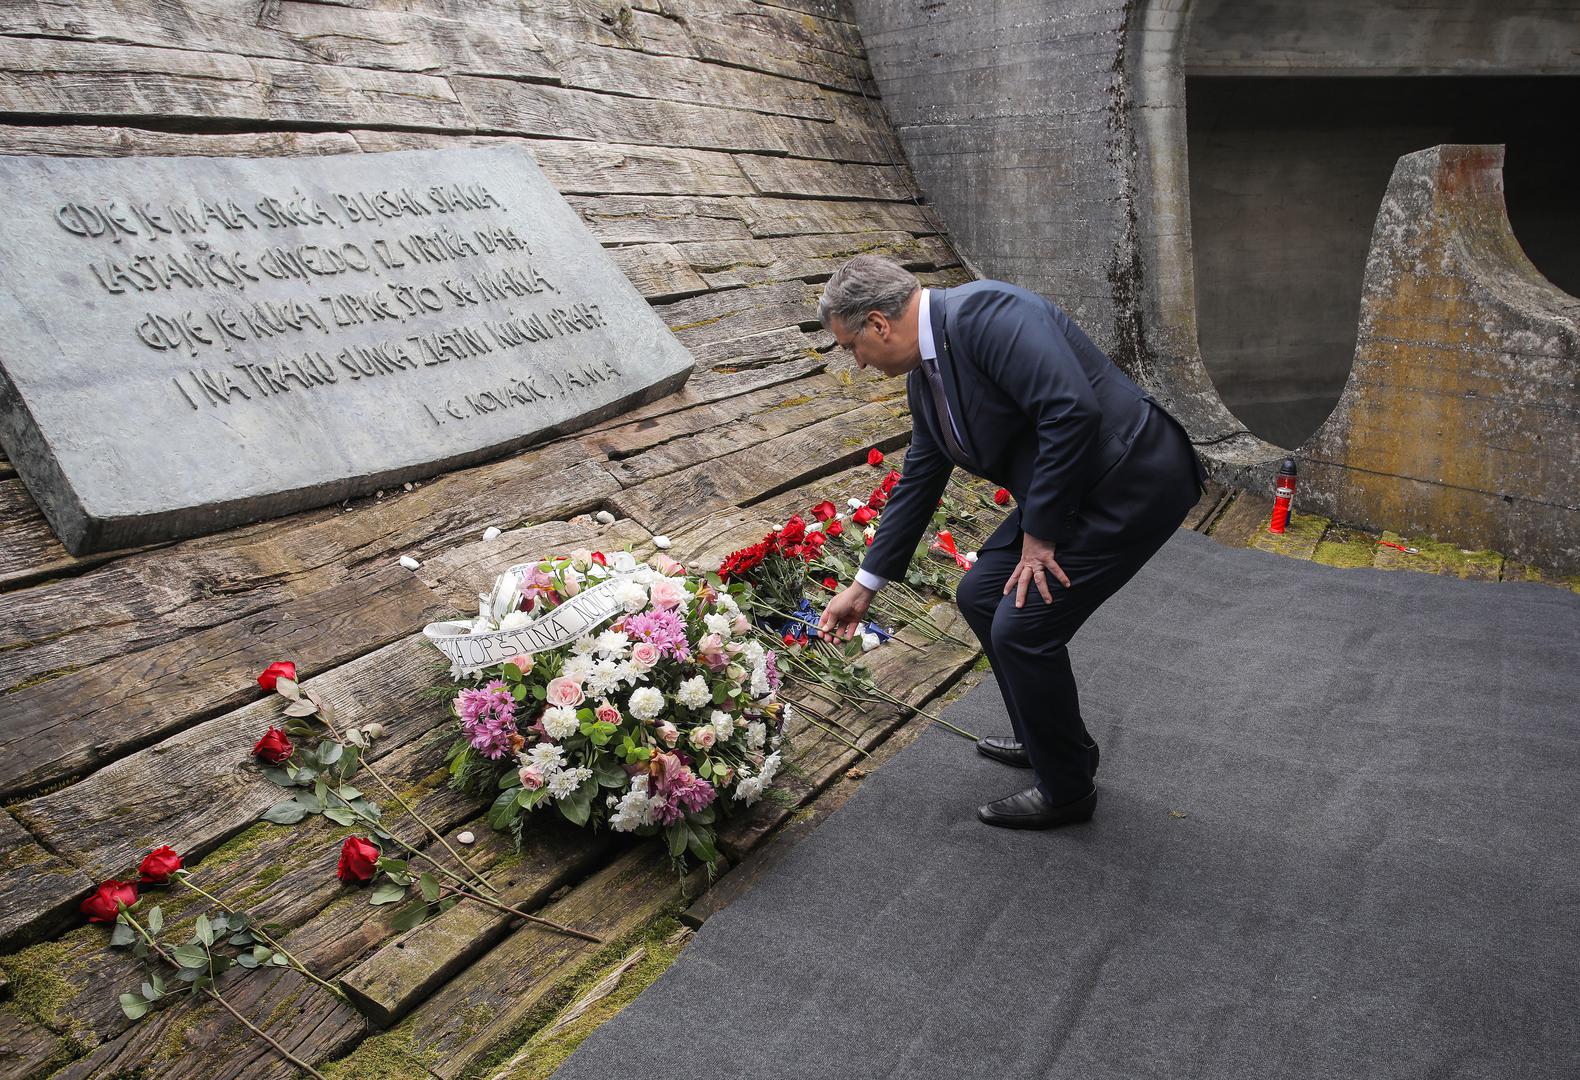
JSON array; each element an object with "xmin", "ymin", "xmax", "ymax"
[{"xmin": 861, "ymin": 281, "xmax": 1204, "ymax": 584}]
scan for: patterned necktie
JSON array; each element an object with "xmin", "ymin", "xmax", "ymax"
[{"xmin": 923, "ymin": 358, "xmax": 968, "ymax": 463}]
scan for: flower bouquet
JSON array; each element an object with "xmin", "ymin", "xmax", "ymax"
[{"xmin": 424, "ymin": 550, "xmax": 786, "ymax": 871}]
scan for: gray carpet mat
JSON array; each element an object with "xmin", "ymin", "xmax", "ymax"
[{"xmin": 552, "ymin": 530, "xmax": 1580, "ymax": 1080}]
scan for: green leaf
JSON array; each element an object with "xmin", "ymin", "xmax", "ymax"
[
  {"xmin": 147, "ymin": 906, "xmax": 164, "ymax": 935},
  {"xmin": 152, "ymin": 973, "xmax": 165, "ymax": 995},
  {"xmin": 337, "ymin": 785, "xmax": 362, "ymax": 801},
  {"xmin": 261, "ymin": 767, "xmax": 295, "ymax": 788},
  {"xmin": 516, "ymin": 786, "xmax": 548, "ymax": 810},
  {"xmin": 502, "ymin": 662, "xmax": 522, "ymax": 681},
  {"xmin": 209, "ymin": 913, "xmax": 229, "ymax": 935},
  {"xmin": 686, "ymin": 823, "xmax": 719, "ymax": 865},
  {"xmin": 437, "ymin": 897, "xmax": 459, "ymax": 915},
  {"xmin": 194, "ymin": 914, "xmax": 214, "ymax": 947},
  {"xmin": 236, "ymin": 952, "xmax": 258, "ymax": 969},
  {"xmin": 171, "ymin": 944, "xmax": 209, "ymax": 969},
  {"xmin": 226, "ymin": 911, "xmax": 250, "ymax": 931},
  {"xmin": 253, "ymin": 946, "xmax": 274, "ymax": 965},
  {"xmin": 262, "ymin": 800, "xmax": 309, "ymax": 825},
  {"xmin": 318, "ymin": 742, "xmax": 343, "ymax": 767},
  {"xmin": 337, "ymin": 745, "xmax": 362, "ymax": 781},
  {"xmin": 488, "ymin": 788, "xmax": 522, "ymax": 830},
  {"xmin": 498, "ymin": 768, "xmax": 522, "ymax": 790},
  {"xmin": 531, "ymin": 684, "xmax": 547, "ymax": 701},
  {"xmin": 274, "ymin": 676, "xmax": 301, "ymax": 700},
  {"xmin": 593, "ymin": 757, "xmax": 627, "ymax": 789},
  {"xmin": 556, "ymin": 776, "xmax": 596, "ymax": 827},
  {"xmin": 228, "ymin": 932, "xmax": 255, "ymax": 947},
  {"xmin": 419, "ymin": 873, "xmax": 441, "ymax": 903},
  {"xmin": 271, "ymin": 951, "xmax": 291, "ymax": 966},
  {"xmin": 133, "ymin": 940, "xmax": 149, "ymax": 960},
  {"xmin": 283, "ymin": 698, "xmax": 318, "ymax": 718},
  {"xmin": 369, "ymin": 881, "xmax": 406, "ymax": 906},
  {"xmin": 295, "ymin": 790, "xmax": 323, "ymax": 814},
  {"xmin": 109, "ymin": 922, "xmax": 135, "ymax": 948},
  {"xmin": 323, "ymin": 807, "xmax": 357, "ymax": 827},
  {"xmin": 665, "ymin": 823, "xmax": 688, "ymax": 858},
  {"xmin": 119, "ymin": 993, "xmax": 149, "ymax": 1020},
  {"xmin": 698, "ymin": 758, "xmax": 713, "ymax": 780},
  {"xmin": 390, "ymin": 903, "xmax": 430, "ymax": 933},
  {"xmin": 511, "ymin": 683, "xmax": 527, "ymax": 702},
  {"xmin": 712, "ymin": 682, "xmax": 730, "ymax": 705},
  {"xmin": 376, "ymin": 857, "xmax": 407, "ymax": 874}
]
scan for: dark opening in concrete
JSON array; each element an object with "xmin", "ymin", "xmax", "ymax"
[{"xmin": 1187, "ymin": 75, "xmax": 1580, "ymax": 448}]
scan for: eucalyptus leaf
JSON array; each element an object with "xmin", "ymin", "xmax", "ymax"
[
  {"xmin": 336, "ymin": 785, "xmax": 362, "ymax": 801},
  {"xmin": 152, "ymin": 973, "xmax": 165, "ymax": 995},
  {"xmin": 195, "ymin": 915, "xmax": 214, "ymax": 946},
  {"xmin": 237, "ymin": 952, "xmax": 259, "ymax": 969},
  {"xmin": 141, "ymin": 980, "xmax": 158, "ymax": 1001},
  {"xmin": 318, "ymin": 742, "xmax": 343, "ymax": 766},
  {"xmin": 171, "ymin": 944, "xmax": 209, "ymax": 969},
  {"xmin": 261, "ymin": 767, "xmax": 295, "ymax": 788},
  {"xmin": 109, "ymin": 922, "xmax": 135, "ymax": 948},
  {"xmin": 271, "ymin": 951, "xmax": 291, "ymax": 966},
  {"xmin": 253, "ymin": 946, "xmax": 274, "ymax": 965},
  {"xmin": 419, "ymin": 873, "xmax": 441, "ymax": 903},
  {"xmin": 147, "ymin": 906, "xmax": 164, "ymax": 935},
  {"xmin": 228, "ymin": 931, "xmax": 255, "ymax": 947},
  {"xmin": 283, "ymin": 699, "xmax": 318, "ymax": 718},
  {"xmin": 119, "ymin": 993, "xmax": 149, "ymax": 1020},
  {"xmin": 323, "ymin": 807, "xmax": 357, "ymax": 827}
]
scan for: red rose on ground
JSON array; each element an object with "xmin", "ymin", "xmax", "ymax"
[
  {"xmin": 81, "ymin": 880, "xmax": 137, "ymax": 923},
  {"xmin": 994, "ymin": 488, "xmax": 1011, "ymax": 505},
  {"xmin": 881, "ymin": 470, "xmax": 901, "ymax": 493},
  {"xmin": 590, "ymin": 551, "xmax": 607, "ymax": 567},
  {"xmin": 852, "ymin": 507, "xmax": 877, "ymax": 525},
  {"xmin": 806, "ymin": 532, "xmax": 826, "ymax": 549},
  {"xmin": 826, "ymin": 520, "xmax": 844, "ymax": 538},
  {"xmin": 865, "ymin": 535, "xmax": 874, "ymax": 546},
  {"xmin": 823, "ymin": 577, "xmax": 838, "ymax": 590},
  {"xmin": 866, "ymin": 448, "xmax": 884, "ymax": 466},
  {"xmin": 810, "ymin": 500, "xmax": 837, "ymax": 522},
  {"xmin": 256, "ymin": 661, "xmax": 297, "ymax": 692},
  {"xmin": 782, "ymin": 632, "xmax": 796, "ymax": 646},
  {"xmin": 778, "ymin": 515, "xmax": 806, "ymax": 545},
  {"xmin": 138, "ymin": 846, "xmax": 183, "ymax": 885},
  {"xmin": 253, "ymin": 726, "xmax": 294, "ymax": 765},
  {"xmin": 336, "ymin": 837, "xmax": 379, "ymax": 883}
]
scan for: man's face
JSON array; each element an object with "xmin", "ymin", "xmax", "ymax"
[{"xmin": 830, "ymin": 311, "xmax": 920, "ymax": 377}]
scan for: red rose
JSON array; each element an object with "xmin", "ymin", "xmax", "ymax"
[
  {"xmin": 881, "ymin": 470, "xmax": 901, "ymax": 493},
  {"xmin": 806, "ymin": 532, "xmax": 826, "ymax": 548},
  {"xmin": 337, "ymin": 836, "xmax": 379, "ymax": 883},
  {"xmin": 253, "ymin": 726, "xmax": 294, "ymax": 765},
  {"xmin": 852, "ymin": 507, "xmax": 877, "ymax": 526},
  {"xmin": 782, "ymin": 632, "xmax": 796, "ymax": 646},
  {"xmin": 826, "ymin": 520, "xmax": 844, "ymax": 538},
  {"xmin": 823, "ymin": 577, "xmax": 838, "ymax": 590},
  {"xmin": 810, "ymin": 500, "xmax": 837, "ymax": 522},
  {"xmin": 590, "ymin": 551, "xmax": 607, "ymax": 567},
  {"xmin": 865, "ymin": 534, "xmax": 874, "ymax": 546},
  {"xmin": 256, "ymin": 661, "xmax": 297, "ymax": 692},
  {"xmin": 778, "ymin": 515, "xmax": 806, "ymax": 545},
  {"xmin": 866, "ymin": 448, "xmax": 884, "ymax": 466},
  {"xmin": 138, "ymin": 846, "xmax": 183, "ymax": 885},
  {"xmin": 994, "ymin": 488, "xmax": 1010, "ymax": 506},
  {"xmin": 81, "ymin": 880, "xmax": 138, "ymax": 923}
]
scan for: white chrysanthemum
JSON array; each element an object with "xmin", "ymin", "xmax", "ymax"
[
  {"xmin": 745, "ymin": 721, "xmax": 767, "ymax": 751},
  {"xmin": 750, "ymin": 664, "xmax": 770, "ymax": 699},
  {"xmin": 526, "ymin": 742, "xmax": 565, "ymax": 773},
  {"xmin": 710, "ymin": 710, "xmax": 736, "ymax": 740},
  {"xmin": 572, "ymin": 636, "xmax": 597, "ymax": 655},
  {"xmin": 609, "ymin": 776, "xmax": 654, "ymax": 832},
  {"xmin": 499, "ymin": 610, "xmax": 532, "ymax": 632},
  {"xmin": 704, "ymin": 613, "xmax": 732, "ymax": 638},
  {"xmin": 594, "ymin": 630, "xmax": 629, "ymax": 658},
  {"xmin": 613, "ymin": 661, "xmax": 641, "ymax": 687},
  {"xmin": 743, "ymin": 641, "xmax": 765, "ymax": 666},
  {"xmin": 628, "ymin": 686, "xmax": 664, "ymax": 721},
  {"xmin": 677, "ymin": 676, "xmax": 711, "ymax": 710},
  {"xmin": 586, "ymin": 659, "xmax": 622, "ymax": 697},
  {"xmin": 759, "ymin": 751, "xmax": 782, "ymax": 787},
  {"xmin": 733, "ymin": 773, "xmax": 764, "ymax": 804},
  {"xmin": 615, "ymin": 580, "xmax": 648, "ymax": 613},
  {"xmin": 716, "ymin": 595, "xmax": 740, "ymax": 618},
  {"xmin": 548, "ymin": 766, "xmax": 591, "ymax": 799},
  {"xmin": 561, "ymin": 654, "xmax": 594, "ymax": 683},
  {"xmin": 541, "ymin": 706, "xmax": 579, "ymax": 741}
]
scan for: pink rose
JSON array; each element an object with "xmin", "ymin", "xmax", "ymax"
[
  {"xmin": 697, "ymin": 633, "xmax": 728, "ymax": 671},
  {"xmin": 519, "ymin": 765, "xmax": 545, "ymax": 790},
  {"xmin": 595, "ymin": 702, "xmax": 620, "ymax": 725},
  {"xmin": 545, "ymin": 677, "xmax": 584, "ymax": 708},
  {"xmin": 648, "ymin": 578, "xmax": 685, "ymax": 611},
  {"xmin": 630, "ymin": 642, "xmax": 661, "ymax": 669},
  {"xmin": 689, "ymin": 727, "xmax": 717, "ymax": 750},
  {"xmin": 561, "ymin": 568, "xmax": 582, "ymax": 597},
  {"xmin": 714, "ymin": 765, "xmax": 734, "ymax": 786},
  {"xmin": 733, "ymin": 614, "xmax": 750, "ymax": 635},
  {"xmin": 654, "ymin": 554, "xmax": 686, "ymax": 577},
  {"xmin": 507, "ymin": 653, "xmax": 534, "ymax": 674},
  {"xmin": 657, "ymin": 721, "xmax": 679, "ymax": 746}
]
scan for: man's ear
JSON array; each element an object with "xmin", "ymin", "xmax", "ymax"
[{"xmin": 869, "ymin": 311, "xmax": 891, "ymax": 339}]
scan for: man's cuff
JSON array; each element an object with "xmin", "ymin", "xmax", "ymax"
[{"xmin": 854, "ymin": 568, "xmax": 888, "ymax": 592}]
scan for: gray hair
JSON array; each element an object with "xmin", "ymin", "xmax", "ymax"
[{"xmin": 817, "ymin": 255, "xmax": 919, "ymax": 331}]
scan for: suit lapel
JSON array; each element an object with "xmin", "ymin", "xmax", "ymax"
[{"xmin": 929, "ymin": 288, "xmax": 979, "ymax": 465}]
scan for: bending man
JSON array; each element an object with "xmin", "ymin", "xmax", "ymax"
[{"xmin": 817, "ymin": 256, "xmax": 1204, "ymax": 829}]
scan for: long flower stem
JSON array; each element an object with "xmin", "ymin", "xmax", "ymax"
[
  {"xmin": 862, "ymin": 688, "xmax": 978, "ymax": 741},
  {"xmin": 172, "ymin": 875, "xmax": 347, "ymax": 1002},
  {"xmin": 436, "ymin": 885, "xmax": 602, "ymax": 943},
  {"xmin": 310, "ymin": 706, "xmax": 498, "ymax": 898},
  {"xmin": 122, "ymin": 910, "xmax": 330, "ymax": 1080}
]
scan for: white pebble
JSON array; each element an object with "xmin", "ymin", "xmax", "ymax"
[
  {"xmin": 482, "ymin": 526, "xmax": 502, "ymax": 541},
  {"xmin": 399, "ymin": 555, "xmax": 421, "ymax": 570},
  {"xmin": 848, "ymin": 497, "xmax": 864, "ymax": 510},
  {"xmin": 653, "ymin": 535, "xmax": 672, "ymax": 549},
  {"xmin": 595, "ymin": 510, "xmax": 616, "ymax": 525},
  {"xmin": 964, "ymin": 551, "xmax": 978, "ymax": 564},
  {"xmin": 456, "ymin": 831, "xmax": 475, "ymax": 845}
]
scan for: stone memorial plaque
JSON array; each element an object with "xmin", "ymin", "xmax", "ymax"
[{"xmin": 0, "ymin": 147, "xmax": 694, "ymax": 553}]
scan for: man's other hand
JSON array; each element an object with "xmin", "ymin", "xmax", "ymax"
[
  {"xmin": 819, "ymin": 581, "xmax": 876, "ymax": 641},
  {"xmin": 1004, "ymin": 531, "xmax": 1070, "ymax": 607}
]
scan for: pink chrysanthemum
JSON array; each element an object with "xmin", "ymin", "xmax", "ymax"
[
  {"xmin": 456, "ymin": 679, "xmax": 517, "ymax": 759},
  {"xmin": 623, "ymin": 609, "xmax": 692, "ymax": 661}
]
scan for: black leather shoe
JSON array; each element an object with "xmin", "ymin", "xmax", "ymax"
[
  {"xmin": 977, "ymin": 786, "xmax": 1097, "ymax": 830},
  {"xmin": 975, "ymin": 737, "xmax": 1100, "ymax": 775}
]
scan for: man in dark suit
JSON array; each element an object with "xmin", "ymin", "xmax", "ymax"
[{"xmin": 817, "ymin": 256, "xmax": 1204, "ymax": 829}]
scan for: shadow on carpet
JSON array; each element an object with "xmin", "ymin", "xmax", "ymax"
[{"xmin": 552, "ymin": 530, "xmax": 1580, "ymax": 1079}]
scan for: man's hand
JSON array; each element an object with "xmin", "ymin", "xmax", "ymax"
[
  {"xmin": 1003, "ymin": 531, "xmax": 1071, "ymax": 607},
  {"xmin": 819, "ymin": 581, "xmax": 876, "ymax": 642}
]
